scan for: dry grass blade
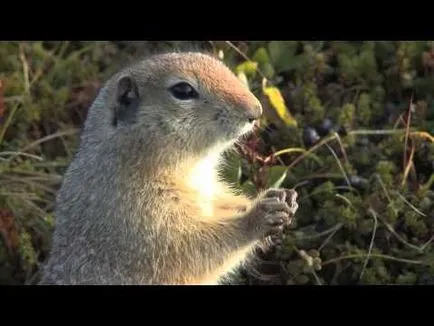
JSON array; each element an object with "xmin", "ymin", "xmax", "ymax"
[
  {"xmin": 380, "ymin": 217, "xmax": 424, "ymax": 252},
  {"xmin": 375, "ymin": 174, "xmax": 424, "ymax": 252},
  {"xmin": 402, "ymin": 95, "xmax": 413, "ymax": 184},
  {"xmin": 0, "ymin": 193, "xmax": 40, "ymax": 202},
  {"xmin": 411, "ymin": 131, "xmax": 434, "ymax": 143},
  {"xmin": 375, "ymin": 173, "xmax": 395, "ymax": 210},
  {"xmin": 376, "ymin": 173, "xmax": 431, "ymax": 252},
  {"xmin": 300, "ymin": 182, "xmax": 357, "ymax": 202},
  {"xmin": 359, "ymin": 208, "xmax": 378, "ymax": 282},
  {"xmin": 295, "ymin": 223, "xmax": 343, "ymax": 241},
  {"xmin": 0, "ymin": 79, "xmax": 4, "ymax": 122},
  {"xmin": 0, "ymin": 151, "xmax": 43, "ymax": 161},
  {"xmin": 318, "ymin": 222, "xmax": 343, "ymax": 252},
  {"xmin": 395, "ymin": 192, "xmax": 426, "ymax": 217},
  {"xmin": 1, "ymin": 169, "xmax": 63, "ymax": 181},
  {"xmin": 335, "ymin": 194, "xmax": 356, "ymax": 209},
  {"xmin": 0, "ymin": 103, "xmax": 20, "ymax": 146},
  {"xmin": 273, "ymin": 147, "xmax": 322, "ymax": 165},
  {"xmin": 325, "ymin": 143, "xmax": 351, "ymax": 187},
  {"xmin": 322, "ymin": 254, "xmax": 430, "ymax": 267},
  {"xmin": 311, "ymin": 270, "xmax": 322, "ymax": 285},
  {"xmin": 2, "ymin": 175, "xmax": 57, "ymax": 195},
  {"xmin": 420, "ymin": 236, "xmax": 434, "ymax": 251},
  {"xmin": 401, "ymin": 139, "xmax": 415, "ymax": 186},
  {"xmin": 19, "ymin": 43, "xmax": 31, "ymax": 94},
  {"xmin": 349, "ymin": 128, "xmax": 433, "ymax": 140},
  {"xmin": 332, "ymin": 131, "xmax": 350, "ymax": 167},
  {"xmin": 286, "ymin": 133, "xmax": 338, "ymax": 171},
  {"xmin": 284, "ymin": 128, "xmax": 424, "ymax": 176},
  {"xmin": 18, "ymin": 129, "xmax": 79, "ymax": 153},
  {"xmin": 350, "ymin": 129, "xmax": 409, "ymax": 136}
]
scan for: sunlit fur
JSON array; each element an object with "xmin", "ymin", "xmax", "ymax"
[{"xmin": 40, "ymin": 50, "xmax": 273, "ymax": 285}]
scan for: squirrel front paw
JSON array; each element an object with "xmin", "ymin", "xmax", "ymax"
[{"xmin": 247, "ymin": 188, "xmax": 299, "ymax": 237}]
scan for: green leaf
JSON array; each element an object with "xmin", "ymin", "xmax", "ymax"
[
  {"xmin": 235, "ymin": 60, "xmax": 258, "ymax": 78},
  {"xmin": 252, "ymin": 47, "xmax": 270, "ymax": 65},
  {"xmin": 241, "ymin": 180, "xmax": 258, "ymax": 197},
  {"xmin": 252, "ymin": 47, "xmax": 275, "ymax": 78},
  {"xmin": 262, "ymin": 84, "xmax": 298, "ymax": 127},
  {"xmin": 262, "ymin": 62, "xmax": 275, "ymax": 79},
  {"xmin": 307, "ymin": 41, "xmax": 325, "ymax": 52},
  {"xmin": 266, "ymin": 165, "xmax": 288, "ymax": 189},
  {"xmin": 219, "ymin": 151, "xmax": 242, "ymax": 185},
  {"xmin": 268, "ymin": 41, "xmax": 298, "ymax": 72}
]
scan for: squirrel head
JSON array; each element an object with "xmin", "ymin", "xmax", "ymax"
[{"xmin": 107, "ymin": 51, "xmax": 263, "ymax": 156}]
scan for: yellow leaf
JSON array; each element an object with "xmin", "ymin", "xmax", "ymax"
[
  {"xmin": 411, "ymin": 131, "xmax": 434, "ymax": 143},
  {"xmin": 237, "ymin": 72, "xmax": 250, "ymax": 90},
  {"xmin": 262, "ymin": 83, "xmax": 297, "ymax": 127}
]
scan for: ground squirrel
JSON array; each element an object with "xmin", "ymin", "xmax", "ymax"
[{"xmin": 40, "ymin": 50, "xmax": 299, "ymax": 285}]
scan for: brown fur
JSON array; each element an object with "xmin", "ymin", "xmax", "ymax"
[{"xmin": 40, "ymin": 50, "xmax": 298, "ymax": 285}]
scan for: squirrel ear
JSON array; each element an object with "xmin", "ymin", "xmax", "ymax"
[{"xmin": 112, "ymin": 75, "xmax": 140, "ymax": 127}]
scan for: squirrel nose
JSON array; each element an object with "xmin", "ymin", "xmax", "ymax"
[{"xmin": 246, "ymin": 102, "xmax": 263, "ymax": 123}]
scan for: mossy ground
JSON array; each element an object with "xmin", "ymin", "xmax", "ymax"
[{"xmin": 0, "ymin": 41, "xmax": 433, "ymax": 285}]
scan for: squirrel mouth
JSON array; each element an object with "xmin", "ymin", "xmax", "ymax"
[{"xmin": 237, "ymin": 120, "xmax": 256, "ymax": 137}]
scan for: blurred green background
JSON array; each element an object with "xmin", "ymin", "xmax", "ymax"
[{"xmin": 0, "ymin": 41, "xmax": 433, "ymax": 285}]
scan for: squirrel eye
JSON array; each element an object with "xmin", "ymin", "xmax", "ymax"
[{"xmin": 169, "ymin": 82, "xmax": 199, "ymax": 100}]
